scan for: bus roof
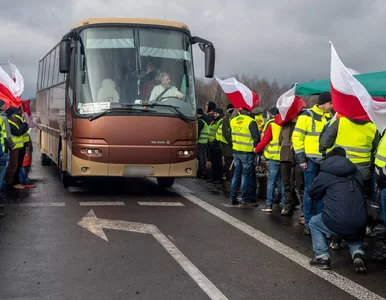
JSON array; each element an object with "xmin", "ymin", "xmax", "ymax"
[{"xmin": 72, "ymin": 18, "xmax": 190, "ymax": 31}]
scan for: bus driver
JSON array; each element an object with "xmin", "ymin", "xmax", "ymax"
[{"xmin": 148, "ymin": 73, "xmax": 183, "ymax": 102}]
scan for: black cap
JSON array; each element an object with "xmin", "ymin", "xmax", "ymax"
[
  {"xmin": 227, "ymin": 103, "xmax": 234, "ymax": 110},
  {"xmin": 197, "ymin": 108, "xmax": 204, "ymax": 115},
  {"xmin": 268, "ymin": 106, "xmax": 279, "ymax": 116},
  {"xmin": 214, "ymin": 108, "xmax": 224, "ymax": 116},
  {"xmin": 207, "ymin": 101, "xmax": 216, "ymax": 112},
  {"xmin": 318, "ymin": 91, "xmax": 332, "ymax": 105},
  {"xmin": 0, "ymin": 99, "xmax": 5, "ymax": 107}
]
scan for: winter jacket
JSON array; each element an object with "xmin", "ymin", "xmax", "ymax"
[
  {"xmin": 320, "ymin": 117, "xmax": 380, "ymax": 181},
  {"xmin": 279, "ymin": 121, "xmax": 296, "ymax": 163},
  {"xmin": 221, "ymin": 115, "xmax": 233, "ymax": 157},
  {"xmin": 308, "ymin": 155, "xmax": 367, "ymax": 236},
  {"xmin": 0, "ymin": 112, "xmax": 15, "ymax": 150}
]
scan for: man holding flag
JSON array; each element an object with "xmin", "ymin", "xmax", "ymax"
[{"xmin": 215, "ymin": 77, "xmax": 260, "ymax": 206}]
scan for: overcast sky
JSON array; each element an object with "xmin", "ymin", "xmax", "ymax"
[{"xmin": 1, "ymin": 0, "xmax": 385, "ymax": 98}]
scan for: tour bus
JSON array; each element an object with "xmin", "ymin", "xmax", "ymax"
[{"xmin": 35, "ymin": 18, "xmax": 215, "ymax": 187}]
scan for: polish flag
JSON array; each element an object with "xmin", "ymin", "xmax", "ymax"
[
  {"xmin": 8, "ymin": 61, "xmax": 24, "ymax": 97},
  {"xmin": 0, "ymin": 66, "xmax": 22, "ymax": 107},
  {"xmin": 330, "ymin": 42, "xmax": 386, "ymax": 133},
  {"xmin": 215, "ymin": 77, "xmax": 259, "ymax": 111},
  {"xmin": 275, "ymin": 85, "xmax": 306, "ymax": 126}
]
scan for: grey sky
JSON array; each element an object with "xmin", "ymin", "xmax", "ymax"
[{"xmin": 1, "ymin": 0, "xmax": 385, "ymax": 98}]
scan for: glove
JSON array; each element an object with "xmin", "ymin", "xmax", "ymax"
[{"xmin": 254, "ymin": 154, "xmax": 261, "ymax": 166}]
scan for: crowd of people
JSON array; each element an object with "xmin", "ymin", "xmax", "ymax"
[
  {"xmin": 0, "ymin": 99, "xmax": 32, "ymax": 218},
  {"xmin": 197, "ymin": 92, "xmax": 386, "ymax": 273}
]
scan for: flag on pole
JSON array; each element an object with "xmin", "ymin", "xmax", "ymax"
[
  {"xmin": 0, "ymin": 66, "xmax": 22, "ymax": 107},
  {"xmin": 275, "ymin": 85, "xmax": 306, "ymax": 126},
  {"xmin": 330, "ymin": 42, "xmax": 386, "ymax": 133},
  {"xmin": 215, "ymin": 77, "xmax": 259, "ymax": 111}
]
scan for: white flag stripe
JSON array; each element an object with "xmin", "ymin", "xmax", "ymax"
[
  {"xmin": 276, "ymin": 85, "xmax": 296, "ymax": 120},
  {"xmin": 0, "ymin": 66, "xmax": 19, "ymax": 97},
  {"xmin": 330, "ymin": 42, "xmax": 386, "ymax": 133},
  {"xmin": 8, "ymin": 61, "xmax": 24, "ymax": 97}
]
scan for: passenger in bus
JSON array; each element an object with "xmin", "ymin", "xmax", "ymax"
[
  {"xmin": 148, "ymin": 73, "xmax": 183, "ymax": 102},
  {"xmin": 97, "ymin": 79, "xmax": 120, "ymax": 103}
]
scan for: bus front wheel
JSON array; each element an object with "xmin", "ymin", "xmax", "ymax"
[{"xmin": 156, "ymin": 177, "xmax": 175, "ymax": 188}]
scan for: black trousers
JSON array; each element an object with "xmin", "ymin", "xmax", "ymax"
[
  {"xmin": 224, "ymin": 156, "xmax": 233, "ymax": 181},
  {"xmin": 197, "ymin": 144, "xmax": 208, "ymax": 172},
  {"xmin": 210, "ymin": 146, "xmax": 223, "ymax": 181},
  {"xmin": 14, "ymin": 147, "xmax": 26, "ymax": 185},
  {"xmin": 281, "ymin": 162, "xmax": 304, "ymax": 211}
]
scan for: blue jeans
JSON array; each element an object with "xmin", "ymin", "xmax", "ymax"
[
  {"xmin": 304, "ymin": 159, "xmax": 324, "ymax": 225},
  {"xmin": 230, "ymin": 152, "xmax": 256, "ymax": 203},
  {"xmin": 380, "ymin": 188, "xmax": 386, "ymax": 226},
  {"xmin": 1, "ymin": 153, "xmax": 9, "ymax": 191},
  {"xmin": 309, "ymin": 214, "xmax": 364, "ymax": 259},
  {"xmin": 19, "ymin": 167, "xmax": 30, "ymax": 185},
  {"xmin": 266, "ymin": 160, "xmax": 285, "ymax": 208}
]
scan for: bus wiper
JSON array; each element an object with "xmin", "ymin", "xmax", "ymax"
[
  {"xmin": 144, "ymin": 103, "xmax": 192, "ymax": 123},
  {"xmin": 88, "ymin": 107, "xmax": 146, "ymax": 122}
]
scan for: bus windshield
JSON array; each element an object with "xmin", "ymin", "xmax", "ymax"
[{"xmin": 75, "ymin": 27, "xmax": 196, "ymax": 118}]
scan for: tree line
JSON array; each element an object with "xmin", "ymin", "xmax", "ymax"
[{"xmin": 195, "ymin": 75, "xmax": 318, "ymax": 114}]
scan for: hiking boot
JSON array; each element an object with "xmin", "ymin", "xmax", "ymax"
[
  {"xmin": 298, "ymin": 216, "xmax": 305, "ymax": 225},
  {"xmin": 230, "ymin": 200, "xmax": 240, "ymax": 205},
  {"xmin": 309, "ymin": 257, "xmax": 331, "ymax": 270},
  {"xmin": 353, "ymin": 253, "xmax": 367, "ymax": 274},
  {"xmin": 223, "ymin": 181, "xmax": 231, "ymax": 193},
  {"xmin": 303, "ymin": 226, "xmax": 311, "ymax": 235}
]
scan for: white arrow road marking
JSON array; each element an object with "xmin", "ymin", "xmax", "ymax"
[
  {"xmin": 79, "ymin": 202, "xmax": 125, "ymax": 206},
  {"xmin": 138, "ymin": 202, "xmax": 184, "ymax": 206},
  {"xmin": 170, "ymin": 184, "xmax": 386, "ymax": 300},
  {"xmin": 78, "ymin": 210, "xmax": 228, "ymax": 300}
]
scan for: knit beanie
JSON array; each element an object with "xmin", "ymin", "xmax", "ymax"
[
  {"xmin": 207, "ymin": 101, "xmax": 216, "ymax": 112},
  {"xmin": 317, "ymin": 91, "xmax": 332, "ymax": 105},
  {"xmin": 197, "ymin": 108, "xmax": 204, "ymax": 115}
]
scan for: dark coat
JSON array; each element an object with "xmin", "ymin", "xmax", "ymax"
[
  {"xmin": 279, "ymin": 121, "xmax": 296, "ymax": 162},
  {"xmin": 308, "ymin": 155, "xmax": 367, "ymax": 236}
]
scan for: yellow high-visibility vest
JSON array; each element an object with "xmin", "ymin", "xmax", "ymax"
[{"xmin": 230, "ymin": 115, "xmax": 255, "ymax": 152}]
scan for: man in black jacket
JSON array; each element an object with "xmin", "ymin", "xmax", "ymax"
[{"xmin": 308, "ymin": 147, "xmax": 367, "ymax": 273}]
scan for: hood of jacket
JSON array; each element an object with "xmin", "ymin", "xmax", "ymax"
[{"xmin": 320, "ymin": 155, "xmax": 357, "ymax": 177}]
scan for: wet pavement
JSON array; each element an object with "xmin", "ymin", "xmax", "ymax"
[{"xmin": 1, "ymin": 136, "xmax": 386, "ymax": 300}]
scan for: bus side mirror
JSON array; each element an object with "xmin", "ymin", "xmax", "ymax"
[
  {"xmin": 59, "ymin": 40, "xmax": 71, "ymax": 73},
  {"xmin": 204, "ymin": 46, "xmax": 215, "ymax": 78}
]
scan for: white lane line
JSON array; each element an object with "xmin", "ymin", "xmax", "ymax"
[
  {"xmin": 171, "ymin": 184, "xmax": 385, "ymax": 300},
  {"xmin": 19, "ymin": 202, "xmax": 65, "ymax": 207},
  {"xmin": 138, "ymin": 202, "xmax": 184, "ymax": 207},
  {"xmin": 222, "ymin": 204, "xmax": 249, "ymax": 209},
  {"xmin": 79, "ymin": 202, "xmax": 125, "ymax": 206}
]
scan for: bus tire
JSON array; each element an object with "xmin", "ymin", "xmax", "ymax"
[
  {"xmin": 156, "ymin": 177, "xmax": 175, "ymax": 188},
  {"xmin": 59, "ymin": 148, "xmax": 74, "ymax": 188},
  {"xmin": 41, "ymin": 153, "xmax": 52, "ymax": 166}
]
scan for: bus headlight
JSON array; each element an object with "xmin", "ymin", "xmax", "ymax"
[
  {"xmin": 178, "ymin": 150, "xmax": 194, "ymax": 158},
  {"xmin": 81, "ymin": 148, "xmax": 102, "ymax": 156}
]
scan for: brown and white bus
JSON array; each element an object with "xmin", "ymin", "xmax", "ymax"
[{"xmin": 35, "ymin": 18, "xmax": 215, "ymax": 188}]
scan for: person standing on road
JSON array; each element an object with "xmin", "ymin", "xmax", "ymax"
[
  {"xmin": 308, "ymin": 147, "xmax": 367, "ymax": 273},
  {"xmin": 217, "ymin": 104, "xmax": 235, "ymax": 194},
  {"xmin": 197, "ymin": 108, "xmax": 209, "ymax": 179},
  {"xmin": 372, "ymin": 130, "xmax": 386, "ymax": 262},
  {"xmin": 230, "ymin": 107, "xmax": 260, "ymax": 207},
  {"xmin": 292, "ymin": 92, "xmax": 332, "ymax": 235},
  {"xmin": 4, "ymin": 107, "xmax": 28, "ymax": 190}
]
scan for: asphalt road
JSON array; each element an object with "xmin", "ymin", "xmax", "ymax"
[{"xmin": 1, "ymin": 140, "xmax": 386, "ymax": 300}]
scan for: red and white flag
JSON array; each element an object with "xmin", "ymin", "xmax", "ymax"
[
  {"xmin": 0, "ymin": 66, "xmax": 22, "ymax": 107},
  {"xmin": 8, "ymin": 61, "xmax": 24, "ymax": 97},
  {"xmin": 330, "ymin": 42, "xmax": 386, "ymax": 133},
  {"xmin": 275, "ymin": 85, "xmax": 306, "ymax": 126},
  {"xmin": 215, "ymin": 77, "xmax": 259, "ymax": 111}
]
